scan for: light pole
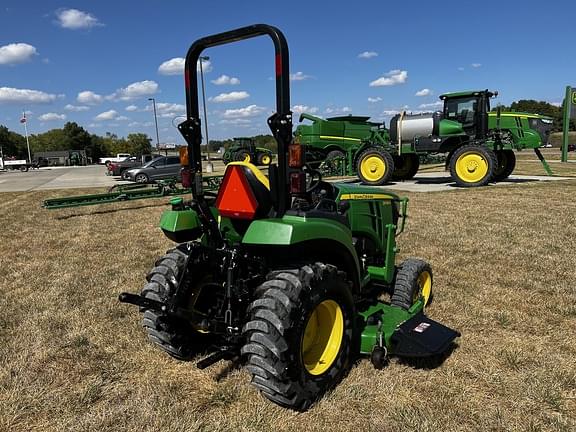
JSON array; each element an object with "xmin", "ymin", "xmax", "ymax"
[
  {"xmin": 148, "ymin": 97, "xmax": 161, "ymax": 155},
  {"xmin": 199, "ymin": 56, "xmax": 213, "ymax": 172}
]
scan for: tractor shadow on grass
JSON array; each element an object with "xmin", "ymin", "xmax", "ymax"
[{"xmin": 395, "ymin": 342, "xmax": 459, "ymax": 370}]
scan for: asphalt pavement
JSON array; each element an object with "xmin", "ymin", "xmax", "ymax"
[{"xmin": 0, "ymin": 165, "xmax": 571, "ymax": 194}]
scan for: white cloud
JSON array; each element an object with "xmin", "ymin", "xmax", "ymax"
[
  {"xmin": 111, "ymin": 80, "xmax": 158, "ymax": 101},
  {"xmin": 358, "ymin": 51, "xmax": 378, "ymax": 59},
  {"xmin": 222, "ymin": 104, "xmax": 265, "ymax": 119},
  {"xmin": 0, "ymin": 43, "xmax": 37, "ymax": 65},
  {"xmin": 94, "ymin": 110, "xmax": 119, "ymax": 121},
  {"xmin": 210, "ymin": 91, "xmax": 249, "ymax": 103},
  {"xmin": 64, "ymin": 104, "xmax": 89, "ymax": 112},
  {"xmin": 369, "ymin": 69, "xmax": 408, "ymax": 87},
  {"xmin": 382, "ymin": 110, "xmax": 400, "ymax": 116},
  {"xmin": 77, "ymin": 90, "xmax": 103, "ymax": 105},
  {"xmin": 158, "ymin": 57, "xmax": 212, "ymax": 75},
  {"xmin": 56, "ymin": 9, "xmax": 102, "ymax": 30},
  {"xmin": 0, "ymin": 87, "xmax": 59, "ymax": 104},
  {"xmin": 116, "ymin": 116, "xmax": 129, "ymax": 121},
  {"xmin": 457, "ymin": 67, "xmax": 465, "ymax": 71},
  {"xmin": 471, "ymin": 63, "xmax": 482, "ymax": 68},
  {"xmin": 219, "ymin": 119, "xmax": 252, "ymax": 125},
  {"xmin": 550, "ymin": 102, "xmax": 562, "ymax": 107},
  {"xmin": 418, "ymin": 101, "xmax": 443, "ymax": 109},
  {"xmin": 292, "ymin": 105, "xmax": 319, "ymax": 114},
  {"xmin": 290, "ymin": 71, "xmax": 312, "ymax": 81},
  {"xmin": 325, "ymin": 106, "xmax": 352, "ymax": 115},
  {"xmin": 368, "ymin": 97, "xmax": 382, "ymax": 103},
  {"xmin": 415, "ymin": 88, "xmax": 432, "ymax": 97},
  {"xmin": 125, "ymin": 105, "xmax": 138, "ymax": 111},
  {"xmin": 38, "ymin": 112, "xmax": 66, "ymax": 121},
  {"xmin": 155, "ymin": 102, "xmax": 185, "ymax": 113},
  {"xmin": 211, "ymin": 75, "xmax": 240, "ymax": 85}
]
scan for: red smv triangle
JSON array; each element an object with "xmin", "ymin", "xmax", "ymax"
[{"xmin": 216, "ymin": 165, "xmax": 258, "ymax": 219}]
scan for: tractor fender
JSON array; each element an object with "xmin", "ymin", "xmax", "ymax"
[{"xmin": 242, "ymin": 216, "xmax": 361, "ymax": 291}]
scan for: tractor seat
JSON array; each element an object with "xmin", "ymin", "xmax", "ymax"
[{"xmin": 216, "ymin": 162, "xmax": 272, "ymax": 220}]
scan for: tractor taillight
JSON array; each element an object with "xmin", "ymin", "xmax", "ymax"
[
  {"xmin": 179, "ymin": 147, "xmax": 189, "ymax": 166},
  {"xmin": 288, "ymin": 143, "xmax": 303, "ymax": 168},
  {"xmin": 289, "ymin": 172, "xmax": 306, "ymax": 194},
  {"xmin": 216, "ymin": 165, "xmax": 258, "ymax": 219},
  {"xmin": 180, "ymin": 167, "xmax": 191, "ymax": 188}
]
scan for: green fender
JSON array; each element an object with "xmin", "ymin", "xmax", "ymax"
[{"xmin": 242, "ymin": 215, "xmax": 361, "ymax": 289}]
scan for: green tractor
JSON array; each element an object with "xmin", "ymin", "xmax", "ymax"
[
  {"xmin": 296, "ymin": 90, "xmax": 554, "ymax": 187},
  {"xmin": 119, "ymin": 24, "xmax": 459, "ymax": 411},
  {"xmin": 222, "ymin": 137, "xmax": 274, "ymax": 166}
]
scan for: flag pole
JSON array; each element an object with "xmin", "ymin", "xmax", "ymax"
[{"xmin": 22, "ymin": 110, "xmax": 31, "ymax": 163}]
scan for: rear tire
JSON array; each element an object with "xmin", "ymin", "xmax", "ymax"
[
  {"xmin": 392, "ymin": 154, "xmax": 420, "ymax": 180},
  {"xmin": 356, "ymin": 148, "xmax": 394, "ymax": 186},
  {"xmin": 235, "ymin": 150, "xmax": 251, "ymax": 163},
  {"xmin": 492, "ymin": 150, "xmax": 516, "ymax": 182},
  {"xmin": 242, "ymin": 263, "xmax": 357, "ymax": 411},
  {"xmin": 391, "ymin": 259, "xmax": 433, "ymax": 310},
  {"xmin": 257, "ymin": 153, "xmax": 272, "ymax": 166},
  {"xmin": 449, "ymin": 145, "xmax": 496, "ymax": 187},
  {"xmin": 141, "ymin": 246, "xmax": 208, "ymax": 361}
]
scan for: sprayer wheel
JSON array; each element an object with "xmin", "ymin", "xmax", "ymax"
[
  {"xmin": 492, "ymin": 150, "xmax": 516, "ymax": 182},
  {"xmin": 242, "ymin": 263, "xmax": 357, "ymax": 411}
]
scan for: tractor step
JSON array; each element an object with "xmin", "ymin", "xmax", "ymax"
[{"xmin": 390, "ymin": 313, "xmax": 460, "ymax": 358}]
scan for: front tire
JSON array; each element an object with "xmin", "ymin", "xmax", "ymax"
[
  {"xmin": 356, "ymin": 148, "xmax": 394, "ymax": 186},
  {"xmin": 449, "ymin": 145, "xmax": 496, "ymax": 187},
  {"xmin": 242, "ymin": 263, "xmax": 357, "ymax": 411},
  {"xmin": 257, "ymin": 153, "xmax": 272, "ymax": 166},
  {"xmin": 121, "ymin": 170, "xmax": 131, "ymax": 180},
  {"xmin": 235, "ymin": 150, "xmax": 251, "ymax": 163},
  {"xmin": 391, "ymin": 258, "xmax": 433, "ymax": 310},
  {"xmin": 492, "ymin": 150, "xmax": 516, "ymax": 182},
  {"xmin": 135, "ymin": 173, "xmax": 149, "ymax": 183}
]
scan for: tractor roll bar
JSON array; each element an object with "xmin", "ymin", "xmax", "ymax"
[{"xmin": 179, "ymin": 24, "xmax": 292, "ymax": 216}]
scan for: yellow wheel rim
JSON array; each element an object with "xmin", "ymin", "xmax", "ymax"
[
  {"xmin": 360, "ymin": 155, "xmax": 386, "ymax": 182},
  {"xmin": 414, "ymin": 271, "xmax": 432, "ymax": 306},
  {"xmin": 455, "ymin": 152, "xmax": 488, "ymax": 183},
  {"xmin": 261, "ymin": 155, "xmax": 271, "ymax": 165},
  {"xmin": 301, "ymin": 300, "xmax": 344, "ymax": 376}
]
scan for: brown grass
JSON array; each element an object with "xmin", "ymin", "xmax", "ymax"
[{"xmin": 1, "ymin": 180, "xmax": 576, "ymax": 431}]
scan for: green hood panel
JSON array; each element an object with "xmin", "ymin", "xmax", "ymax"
[
  {"xmin": 438, "ymin": 119, "xmax": 464, "ymax": 136},
  {"xmin": 242, "ymin": 215, "xmax": 353, "ymax": 246}
]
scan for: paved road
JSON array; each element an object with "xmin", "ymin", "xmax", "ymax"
[{"xmin": 0, "ymin": 165, "xmax": 572, "ymax": 193}]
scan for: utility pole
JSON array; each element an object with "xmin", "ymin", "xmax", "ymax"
[{"xmin": 148, "ymin": 97, "xmax": 161, "ymax": 155}]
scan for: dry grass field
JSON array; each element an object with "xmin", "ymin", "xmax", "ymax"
[{"xmin": 1, "ymin": 177, "xmax": 576, "ymax": 431}]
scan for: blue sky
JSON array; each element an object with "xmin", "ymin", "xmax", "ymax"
[{"xmin": 1, "ymin": 1, "xmax": 575, "ymax": 144}]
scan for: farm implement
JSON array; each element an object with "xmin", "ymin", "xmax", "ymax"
[
  {"xmin": 115, "ymin": 24, "xmax": 460, "ymax": 410},
  {"xmin": 297, "ymin": 92, "xmax": 554, "ymax": 187}
]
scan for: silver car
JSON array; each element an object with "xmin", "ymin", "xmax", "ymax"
[{"xmin": 125, "ymin": 156, "xmax": 182, "ymax": 183}]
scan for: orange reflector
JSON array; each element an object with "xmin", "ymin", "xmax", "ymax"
[
  {"xmin": 216, "ymin": 165, "xmax": 258, "ymax": 219},
  {"xmin": 289, "ymin": 143, "xmax": 303, "ymax": 168},
  {"xmin": 179, "ymin": 147, "xmax": 189, "ymax": 166}
]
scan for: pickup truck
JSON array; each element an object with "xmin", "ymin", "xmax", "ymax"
[
  {"xmin": 0, "ymin": 158, "xmax": 38, "ymax": 172},
  {"xmin": 98, "ymin": 153, "xmax": 131, "ymax": 165},
  {"xmin": 107, "ymin": 155, "xmax": 158, "ymax": 179}
]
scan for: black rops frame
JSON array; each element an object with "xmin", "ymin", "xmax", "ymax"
[{"xmin": 177, "ymin": 24, "xmax": 293, "ymax": 221}]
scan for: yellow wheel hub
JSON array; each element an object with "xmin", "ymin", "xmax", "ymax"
[
  {"xmin": 301, "ymin": 300, "xmax": 344, "ymax": 375},
  {"xmin": 360, "ymin": 155, "xmax": 386, "ymax": 182},
  {"xmin": 455, "ymin": 152, "xmax": 488, "ymax": 183},
  {"xmin": 261, "ymin": 155, "xmax": 271, "ymax": 165},
  {"xmin": 414, "ymin": 271, "xmax": 432, "ymax": 306}
]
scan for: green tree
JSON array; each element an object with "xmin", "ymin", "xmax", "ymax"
[
  {"xmin": 126, "ymin": 133, "xmax": 152, "ymax": 155},
  {"xmin": 0, "ymin": 125, "xmax": 26, "ymax": 158}
]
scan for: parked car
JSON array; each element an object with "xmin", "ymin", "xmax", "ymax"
[
  {"xmin": 124, "ymin": 155, "xmax": 182, "ymax": 183},
  {"xmin": 107, "ymin": 155, "xmax": 159, "ymax": 179}
]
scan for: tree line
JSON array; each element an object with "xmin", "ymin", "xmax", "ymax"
[{"xmin": 0, "ymin": 122, "xmax": 152, "ymax": 162}]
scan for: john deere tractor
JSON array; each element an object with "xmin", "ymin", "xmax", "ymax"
[
  {"xmin": 119, "ymin": 24, "xmax": 459, "ymax": 411},
  {"xmin": 296, "ymin": 91, "xmax": 553, "ymax": 187},
  {"xmin": 222, "ymin": 137, "xmax": 274, "ymax": 166}
]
